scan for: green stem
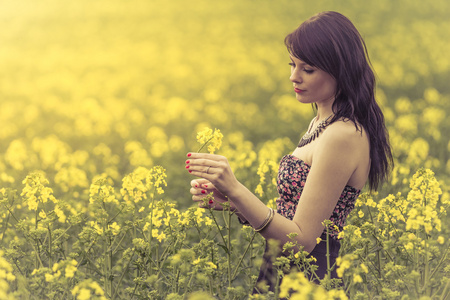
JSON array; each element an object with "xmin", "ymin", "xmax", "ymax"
[
  {"xmin": 209, "ymin": 209, "xmax": 227, "ymax": 252},
  {"xmin": 148, "ymin": 192, "xmax": 156, "ymax": 275},
  {"xmin": 52, "ymin": 224, "xmax": 72, "ymax": 244},
  {"xmin": 111, "ymin": 230, "xmax": 129, "ymax": 255},
  {"xmin": 1, "ymin": 199, "xmax": 19, "ymax": 243},
  {"xmin": 111, "ymin": 247, "xmax": 136, "ymax": 300},
  {"xmin": 326, "ymin": 226, "xmax": 331, "ymax": 279},
  {"xmin": 197, "ymin": 136, "xmax": 215, "ymax": 153},
  {"xmin": 227, "ymin": 208, "xmax": 232, "ymax": 288},
  {"xmin": 429, "ymin": 243, "xmax": 450, "ymax": 280},
  {"xmin": 439, "ymin": 280, "xmax": 449, "ymax": 300},
  {"xmin": 48, "ymin": 225, "xmax": 52, "ymax": 268},
  {"xmin": 108, "ymin": 205, "xmax": 126, "ymax": 224},
  {"xmin": 232, "ymin": 231, "xmax": 257, "ymax": 280}
]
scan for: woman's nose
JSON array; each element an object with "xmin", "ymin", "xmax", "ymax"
[{"xmin": 290, "ymin": 69, "xmax": 302, "ymax": 83}]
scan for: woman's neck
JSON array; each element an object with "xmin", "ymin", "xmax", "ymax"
[{"xmin": 315, "ymin": 96, "xmax": 335, "ymax": 122}]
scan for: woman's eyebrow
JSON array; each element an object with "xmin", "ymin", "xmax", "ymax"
[{"xmin": 289, "ymin": 56, "xmax": 309, "ymax": 66}]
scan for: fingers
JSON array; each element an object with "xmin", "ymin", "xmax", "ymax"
[
  {"xmin": 190, "ymin": 179, "xmax": 209, "ymax": 188},
  {"xmin": 186, "ymin": 153, "xmax": 229, "ymax": 180}
]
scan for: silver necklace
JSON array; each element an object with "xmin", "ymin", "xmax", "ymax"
[{"xmin": 297, "ymin": 115, "xmax": 333, "ymax": 148}]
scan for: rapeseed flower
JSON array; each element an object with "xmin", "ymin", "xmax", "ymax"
[
  {"xmin": 121, "ymin": 167, "xmax": 149, "ymax": 204},
  {"xmin": 196, "ymin": 127, "xmax": 223, "ymax": 153},
  {"xmin": 65, "ymin": 260, "xmax": 78, "ymax": 278},
  {"xmin": 71, "ymin": 279, "xmax": 106, "ymax": 300},
  {"xmin": 21, "ymin": 172, "xmax": 57, "ymax": 211}
]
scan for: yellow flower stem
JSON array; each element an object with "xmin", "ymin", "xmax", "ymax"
[
  {"xmin": 108, "ymin": 205, "xmax": 126, "ymax": 224},
  {"xmin": 429, "ymin": 243, "xmax": 449, "ymax": 282},
  {"xmin": 156, "ymin": 240, "xmax": 179, "ymax": 279},
  {"xmin": 48, "ymin": 225, "xmax": 52, "ymax": 268},
  {"xmin": 102, "ymin": 221, "xmax": 109, "ymax": 296},
  {"xmin": 148, "ymin": 187, "xmax": 156, "ymax": 275},
  {"xmin": 232, "ymin": 231, "xmax": 257, "ymax": 280},
  {"xmin": 208, "ymin": 209, "xmax": 227, "ymax": 253},
  {"xmin": 227, "ymin": 207, "xmax": 232, "ymax": 289},
  {"xmin": 108, "ymin": 231, "xmax": 126, "ymax": 254},
  {"xmin": 438, "ymin": 279, "xmax": 449, "ymax": 300},
  {"xmin": 111, "ymin": 247, "xmax": 136, "ymax": 300},
  {"xmin": 52, "ymin": 224, "xmax": 72, "ymax": 244},
  {"xmin": 1, "ymin": 201, "xmax": 19, "ymax": 243},
  {"xmin": 421, "ymin": 181, "xmax": 432, "ymax": 296},
  {"xmin": 422, "ymin": 238, "xmax": 430, "ymax": 295},
  {"xmin": 414, "ymin": 236, "xmax": 420, "ymax": 295},
  {"xmin": 326, "ymin": 226, "xmax": 331, "ymax": 279},
  {"xmin": 28, "ymin": 238, "xmax": 44, "ymax": 269},
  {"xmin": 197, "ymin": 136, "xmax": 214, "ymax": 153}
]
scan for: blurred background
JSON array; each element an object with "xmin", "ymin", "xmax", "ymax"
[{"xmin": 0, "ymin": 0, "xmax": 449, "ymax": 206}]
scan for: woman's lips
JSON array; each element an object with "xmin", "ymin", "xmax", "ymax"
[{"xmin": 294, "ymin": 88, "xmax": 305, "ymax": 93}]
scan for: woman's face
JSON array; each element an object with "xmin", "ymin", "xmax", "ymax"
[{"xmin": 289, "ymin": 55, "xmax": 337, "ymax": 106}]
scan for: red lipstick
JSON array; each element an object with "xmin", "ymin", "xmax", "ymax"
[{"xmin": 294, "ymin": 88, "xmax": 305, "ymax": 93}]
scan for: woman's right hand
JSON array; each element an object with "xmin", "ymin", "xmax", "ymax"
[{"xmin": 190, "ymin": 179, "xmax": 236, "ymax": 211}]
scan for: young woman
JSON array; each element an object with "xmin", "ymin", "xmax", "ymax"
[{"xmin": 185, "ymin": 11, "xmax": 392, "ymax": 293}]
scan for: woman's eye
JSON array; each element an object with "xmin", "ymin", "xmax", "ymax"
[
  {"xmin": 288, "ymin": 62, "xmax": 295, "ymax": 67},
  {"xmin": 304, "ymin": 69, "xmax": 314, "ymax": 74}
]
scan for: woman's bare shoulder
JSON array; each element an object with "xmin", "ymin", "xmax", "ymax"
[
  {"xmin": 323, "ymin": 119, "xmax": 367, "ymax": 144},
  {"xmin": 313, "ymin": 119, "xmax": 369, "ymax": 165}
]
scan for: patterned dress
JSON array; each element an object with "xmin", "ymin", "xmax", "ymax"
[
  {"xmin": 253, "ymin": 154, "xmax": 361, "ymax": 294},
  {"xmin": 276, "ymin": 154, "xmax": 361, "ymax": 239}
]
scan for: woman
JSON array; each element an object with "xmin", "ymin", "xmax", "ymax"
[{"xmin": 185, "ymin": 11, "xmax": 392, "ymax": 293}]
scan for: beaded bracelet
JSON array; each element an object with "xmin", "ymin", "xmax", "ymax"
[{"xmin": 254, "ymin": 208, "xmax": 275, "ymax": 232}]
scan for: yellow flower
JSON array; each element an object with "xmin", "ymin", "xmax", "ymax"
[
  {"xmin": 45, "ymin": 273, "xmax": 54, "ymax": 282},
  {"xmin": 437, "ymin": 236, "xmax": 444, "ymax": 244},
  {"xmin": 78, "ymin": 288, "xmax": 91, "ymax": 300},
  {"xmin": 39, "ymin": 210, "xmax": 47, "ymax": 219},
  {"xmin": 54, "ymin": 205, "xmax": 66, "ymax": 223},
  {"xmin": 316, "ymin": 237, "xmax": 322, "ymax": 244},
  {"xmin": 360, "ymin": 263, "xmax": 369, "ymax": 274},
  {"xmin": 109, "ymin": 222, "xmax": 121, "ymax": 236},
  {"xmin": 206, "ymin": 262, "xmax": 217, "ymax": 269},
  {"xmin": 353, "ymin": 274, "xmax": 363, "ymax": 283},
  {"xmin": 66, "ymin": 263, "xmax": 77, "ymax": 278},
  {"xmin": 405, "ymin": 242, "xmax": 414, "ymax": 250},
  {"xmin": 196, "ymin": 127, "xmax": 223, "ymax": 154},
  {"xmin": 152, "ymin": 229, "xmax": 166, "ymax": 242}
]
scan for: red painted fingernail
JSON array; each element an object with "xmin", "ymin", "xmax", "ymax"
[
  {"xmin": 185, "ymin": 165, "xmax": 190, "ymax": 169},
  {"xmin": 209, "ymin": 199, "xmax": 214, "ymax": 204},
  {"xmin": 186, "ymin": 160, "xmax": 190, "ymax": 164},
  {"xmin": 189, "ymin": 170, "xmax": 192, "ymax": 173},
  {"xmin": 187, "ymin": 153, "xmax": 192, "ymax": 157},
  {"xmin": 201, "ymin": 190, "xmax": 206, "ymax": 194},
  {"xmin": 204, "ymin": 185, "xmax": 208, "ymax": 188},
  {"xmin": 195, "ymin": 184, "xmax": 198, "ymax": 188}
]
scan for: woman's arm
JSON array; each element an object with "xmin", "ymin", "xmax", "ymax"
[{"xmin": 187, "ymin": 122, "xmax": 368, "ymax": 253}]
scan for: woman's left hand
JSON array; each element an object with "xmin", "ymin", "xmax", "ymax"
[{"xmin": 185, "ymin": 152, "xmax": 239, "ymax": 197}]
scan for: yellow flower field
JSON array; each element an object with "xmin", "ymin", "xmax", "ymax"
[{"xmin": 0, "ymin": 0, "xmax": 449, "ymax": 299}]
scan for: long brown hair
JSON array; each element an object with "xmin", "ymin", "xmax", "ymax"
[{"xmin": 285, "ymin": 11, "xmax": 393, "ymax": 190}]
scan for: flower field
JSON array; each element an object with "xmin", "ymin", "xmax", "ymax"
[{"xmin": 0, "ymin": 0, "xmax": 449, "ymax": 299}]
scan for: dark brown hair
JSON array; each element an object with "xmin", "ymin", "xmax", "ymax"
[{"xmin": 285, "ymin": 11, "xmax": 393, "ymax": 190}]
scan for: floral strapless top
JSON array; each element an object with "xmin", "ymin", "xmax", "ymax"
[{"xmin": 276, "ymin": 154, "xmax": 361, "ymax": 239}]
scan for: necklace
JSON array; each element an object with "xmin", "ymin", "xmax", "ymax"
[{"xmin": 297, "ymin": 115, "xmax": 333, "ymax": 148}]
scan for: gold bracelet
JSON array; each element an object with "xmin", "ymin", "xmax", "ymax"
[{"xmin": 254, "ymin": 208, "xmax": 275, "ymax": 232}]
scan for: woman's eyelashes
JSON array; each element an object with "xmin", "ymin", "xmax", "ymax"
[{"xmin": 289, "ymin": 62, "xmax": 315, "ymax": 74}]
